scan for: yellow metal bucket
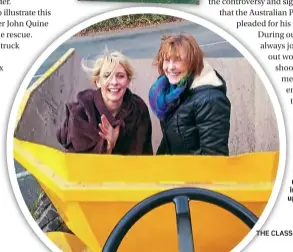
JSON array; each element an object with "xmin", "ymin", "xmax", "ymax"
[
  {"xmin": 14, "ymin": 138, "xmax": 278, "ymax": 252},
  {"xmin": 13, "ymin": 48, "xmax": 279, "ymax": 251}
]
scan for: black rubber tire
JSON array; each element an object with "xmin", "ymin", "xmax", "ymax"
[{"xmin": 33, "ymin": 190, "xmax": 72, "ymax": 233}]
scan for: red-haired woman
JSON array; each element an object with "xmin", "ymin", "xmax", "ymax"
[{"xmin": 149, "ymin": 34, "xmax": 231, "ymax": 155}]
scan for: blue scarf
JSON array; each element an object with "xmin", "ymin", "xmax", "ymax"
[{"xmin": 149, "ymin": 74, "xmax": 193, "ymax": 121}]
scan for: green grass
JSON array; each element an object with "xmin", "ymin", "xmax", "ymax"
[{"xmin": 78, "ymin": 14, "xmax": 184, "ymax": 35}]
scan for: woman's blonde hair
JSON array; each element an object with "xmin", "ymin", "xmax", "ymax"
[
  {"xmin": 82, "ymin": 51, "xmax": 134, "ymax": 86},
  {"xmin": 154, "ymin": 34, "xmax": 204, "ymax": 77}
]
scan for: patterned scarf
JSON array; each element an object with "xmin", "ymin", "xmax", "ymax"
[{"xmin": 149, "ymin": 74, "xmax": 193, "ymax": 121}]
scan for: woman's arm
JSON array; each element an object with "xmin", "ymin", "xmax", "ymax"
[
  {"xmin": 142, "ymin": 109, "xmax": 153, "ymax": 155},
  {"xmin": 194, "ymin": 91, "xmax": 231, "ymax": 156},
  {"xmin": 57, "ymin": 102, "xmax": 107, "ymax": 153}
]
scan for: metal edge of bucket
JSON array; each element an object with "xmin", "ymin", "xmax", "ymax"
[{"xmin": 14, "ymin": 48, "xmax": 76, "ymax": 132}]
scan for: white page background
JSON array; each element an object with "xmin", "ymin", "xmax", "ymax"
[{"xmin": 1, "ymin": 0, "xmax": 292, "ymax": 251}]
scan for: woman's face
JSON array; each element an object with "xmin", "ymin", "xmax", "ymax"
[
  {"xmin": 163, "ymin": 47, "xmax": 189, "ymax": 85},
  {"xmin": 100, "ymin": 64, "xmax": 130, "ymax": 104}
]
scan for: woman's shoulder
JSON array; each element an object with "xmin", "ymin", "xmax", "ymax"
[
  {"xmin": 188, "ymin": 62, "xmax": 228, "ymax": 103},
  {"xmin": 67, "ymin": 89, "xmax": 96, "ymax": 106},
  {"xmin": 66, "ymin": 89, "xmax": 97, "ymax": 115},
  {"xmin": 192, "ymin": 86, "xmax": 228, "ymax": 100},
  {"xmin": 183, "ymin": 88, "xmax": 230, "ymax": 116},
  {"xmin": 76, "ymin": 88, "xmax": 97, "ymax": 102}
]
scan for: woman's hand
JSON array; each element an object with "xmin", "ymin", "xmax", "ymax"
[{"xmin": 98, "ymin": 114, "xmax": 120, "ymax": 153}]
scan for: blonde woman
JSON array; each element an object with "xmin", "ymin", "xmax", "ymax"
[{"xmin": 57, "ymin": 51, "xmax": 153, "ymax": 154}]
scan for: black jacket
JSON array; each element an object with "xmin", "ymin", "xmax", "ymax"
[{"xmin": 157, "ymin": 62, "xmax": 231, "ymax": 155}]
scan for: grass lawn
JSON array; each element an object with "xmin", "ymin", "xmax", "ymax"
[{"xmin": 77, "ymin": 14, "xmax": 184, "ymax": 35}]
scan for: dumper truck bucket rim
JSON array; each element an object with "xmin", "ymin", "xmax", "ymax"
[{"xmin": 103, "ymin": 187, "xmax": 258, "ymax": 252}]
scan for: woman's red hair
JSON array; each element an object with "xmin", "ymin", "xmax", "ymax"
[{"xmin": 154, "ymin": 34, "xmax": 204, "ymax": 76}]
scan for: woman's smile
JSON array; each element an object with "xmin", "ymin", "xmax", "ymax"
[
  {"xmin": 107, "ymin": 87, "xmax": 121, "ymax": 93},
  {"xmin": 166, "ymin": 71, "xmax": 181, "ymax": 76}
]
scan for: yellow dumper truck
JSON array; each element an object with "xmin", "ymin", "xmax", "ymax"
[{"xmin": 13, "ymin": 49, "xmax": 280, "ymax": 252}]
